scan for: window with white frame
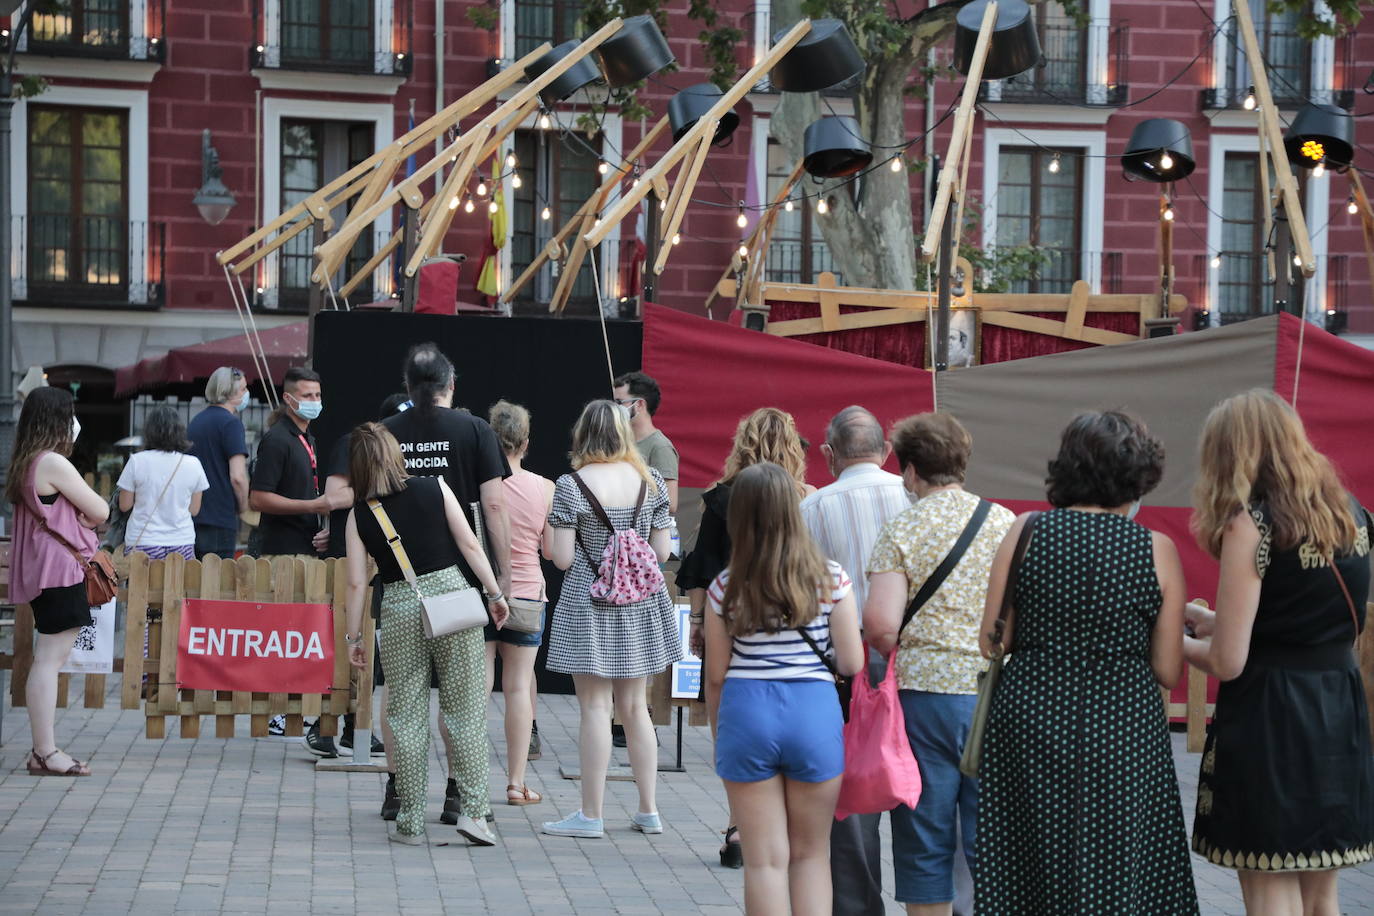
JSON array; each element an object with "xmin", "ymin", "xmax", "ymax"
[
  {"xmin": 994, "ymin": 146, "xmax": 1082, "ymax": 294},
  {"xmin": 512, "ymin": 0, "xmax": 583, "ymax": 60}
]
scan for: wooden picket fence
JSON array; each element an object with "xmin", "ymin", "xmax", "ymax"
[{"xmin": 122, "ymin": 551, "xmax": 368, "ymax": 739}]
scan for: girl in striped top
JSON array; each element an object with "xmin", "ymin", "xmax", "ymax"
[{"xmin": 704, "ymin": 462, "xmax": 864, "ymax": 915}]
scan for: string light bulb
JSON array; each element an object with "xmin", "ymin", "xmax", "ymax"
[
  {"xmin": 1210, "ymin": 254, "xmax": 1221, "ymax": 270},
  {"xmin": 540, "ymin": 206, "xmax": 551, "ymax": 221},
  {"xmin": 1349, "ymin": 195, "xmax": 1360, "ymax": 216},
  {"xmin": 817, "ymin": 197, "xmax": 829, "ymax": 215},
  {"xmin": 630, "ymin": 177, "xmax": 639, "ymax": 189},
  {"xmin": 784, "ymin": 199, "xmax": 794, "ymax": 212},
  {"xmin": 593, "ymin": 214, "xmax": 602, "ymax": 229},
  {"xmin": 1312, "ymin": 159, "xmax": 1326, "ymax": 178},
  {"xmin": 1294, "ymin": 254, "xmax": 1303, "ymax": 267},
  {"xmin": 597, "ymin": 159, "xmax": 609, "ymax": 175},
  {"xmin": 538, "ymin": 111, "xmax": 551, "ymax": 130},
  {"xmin": 488, "ymin": 200, "xmax": 499, "ymax": 214},
  {"xmin": 476, "ymin": 179, "xmax": 488, "ymax": 197},
  {"xmin": 448, "ymin": 196, "xmax": 460, "ymax": 210},
  {"xmin": 736, "ymin": 204, "xmax": 748, "ymax": 229},
  {"xmin": 511, "ymin": 173, "xmax": 522, "ymax": 189},
  {"xmin": 738, "ymin": 244, "xmax": 749, "ymax": 258},
  {"xmin": 659, "ymin": 198, "xmax": 666, "ymax": 211},
  {"xmin": 1048, "ymin": 153, "xmax": 1061, "ymax": 174},
  {"xmin": 890, "ymin": 155, "xmax": 903, "ymax": 173},
  {"xmin": 463, "ymin": 197, "xmax": 475, "ymax": 214},
  {"xmin": 1162, "ymin": 200, "xmax": 1175, "ymax": 222},
  {"xmin": 1242, "ymin": 87, "xmax": 1257, "ymax": 111},
  {"xmin": 671, "ymin": 233, "xmax": 681, "ymax": 246},
  {"xmin": 505, "ymin": 150, "xmax": 517, "ymax": 169},
  {"xmin": 1159, "ymin": 151, "xmax": 1174, "ymax": 171}
]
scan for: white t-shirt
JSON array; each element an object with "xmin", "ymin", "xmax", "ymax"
[
  {"xmin": 117, "ymin": 450, "xmax": 210, "ymax": 548},
  {"xmin": 707, "ymin": 560, "xmax": 852, "ymax": 682}
]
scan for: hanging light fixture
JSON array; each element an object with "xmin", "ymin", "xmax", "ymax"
[
  {"xmin": 1210, "ymin": 254, "xmax": 1221, "ymax": 269},
  {"xmin": 525, "ymin": 40, "xmax": 602, "ymax": 104},
  {"xmin": 464, "ymin": 197, "xmax": 475, "ymax": 213},
  {"xmin": 489, "ymin": 200, "xmax": 499, "ymax": 214},
  {"xmin": 802, "ymin": 116, "xmax": 873, "ymax": 178},
  {"xmin": 448, "ymin": 196, "xmax": 460, "ymax": 210},
  {"xmin": 1283, "ymin": 103, "xmax": 1354, "ymax": 172},
  {"xmin": 771, "ymin": 19, "xmax": 866, "ymax": 92},
  {"xmin": 1048, "ymin": 153, "xmax": 1061, "ymax": 174},
  {"xmin": 667, "ymin": 84, "xmax": 741, "ymax": 145},
  {"xmin": 192, "ymin": 129, "xmax": 237, "ymax": 226},
  {"xmin": 511, "ymin": 173, "xmax": 523, "ymax": 189},
  {"xmin": 505, "ymin": 150, "xmax": 517, "ymax": 169},
  {"xmin": 476, "ymin": 178, "xmax": 488, "ymax": 197},
  {"xmin": 538, "ymin": 111, "xmax": 552, "ymax": 130},
  {"xmin": 890, "ymin": 155, "xmax": 903, "ymax": 173},
  {"xmin": 1162, "ymin": 199, "xmax": 1175, "ymax": 221},
  {"xmin": 1242, "ymin": 87, "xmax": 1257, "ymax": 111},
  {"xmin": 1312, "ymin": 160, "xmax": 1326, "ymax": 178},
  {"xmin": 671, "ymin": 233, "xmax": 681, "ymax": 246},
  {"xmin": 540, "ymin": 206, "xmax": 551, "ymax": 221},
  {"xmin": 595, "ymin": 15, "xmax": 675, "ymax": 87},
  {"xmin": 1122, "ymin": 119, "xmax": 1195, "ymax": 182},
  {"xmin": 738, "ymin": 244, "xmax": 749, "ymax": 258},
  {"xmin": 784, "ymin": 199, "xmax": 794, "ymax": 212},
  {"xmin": 817, "ymin": 197, "xmax": 830, "ymax": 215},
  {"xmin": 1349, "ymin": 196, "xmax": 1360, "ymax": 216},
  {"xmin": 954, "ymin": 0, "xmax": 1040, "ymax": 81},
  {"xmin": 736, "ymin": 204, "xmax": 748, "ymax": 228},
  {"xmin": 597, "ymin": 158, "xmax": 609, "ymax": 175}
]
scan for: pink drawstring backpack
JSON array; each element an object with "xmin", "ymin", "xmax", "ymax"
[{"xmin": 570, "ymin": 473, "xmax": 665, "ymax": 606}]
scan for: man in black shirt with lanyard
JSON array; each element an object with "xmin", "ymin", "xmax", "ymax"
[{"xmin": 250, "ymin": 367, "xmax": 336, "ymax": 557}]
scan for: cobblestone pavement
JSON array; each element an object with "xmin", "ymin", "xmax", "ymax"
[{"xmin": 0, "ymin": 685, "xmax": 1370, "ymax": 915}]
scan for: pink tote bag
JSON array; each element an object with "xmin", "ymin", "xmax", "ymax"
[{"xmin": 834, "ymin": 650, "xmax": 922, "ymax": 820}]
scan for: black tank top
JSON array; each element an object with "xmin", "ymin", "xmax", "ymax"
[{"xmin": 353, "ymin": 476, "xmax": 463, "ymax": 584}]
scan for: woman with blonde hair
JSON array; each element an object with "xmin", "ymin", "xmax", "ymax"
[
  {"xmin": 1185, "ymin": 389, "xmax": 1372, "ymax": 916},
  {"xmin": 485, "ymin": 399, "xmax": 554, "ymax": 806},
  {"xmin": 542, "ymin": 399, "xmax": 681, "ymax": 839},
  {"xmin": 679, "ymin": 406, "xmax": 814, "ymax": 867},
  {"xmin": 704, "ymin": 462, "xmax": 864, "ymax": 914},
  {"xmin": 342, "ymin": 422, "xmax": 509, "ymax": 847}
]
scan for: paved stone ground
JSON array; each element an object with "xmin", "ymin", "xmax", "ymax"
[{"xmin": 0, "ymin": 683, "xmax": 1370, "ymax": 915}]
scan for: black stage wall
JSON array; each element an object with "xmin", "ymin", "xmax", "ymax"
[{"xmin": 312, "ymin": 310, "xmax": 645, "ymax": 694}]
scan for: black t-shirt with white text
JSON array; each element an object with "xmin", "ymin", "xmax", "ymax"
[{"xmin": 380, "ymin": 406, "xmax": 510, "ymax": 580}]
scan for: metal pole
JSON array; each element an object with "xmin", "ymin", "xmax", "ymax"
[
  {"xmin": 935, "ymin": 202, "xmax": 954, "ymax": 372},
  {"xmin": 1273, "ymin": 201, "xmax": 1295, "ymax": 316},
  {"xmin": 0, "ymin": 87, "xmax": 16, "ymax": 513},
  {"xmin": 643, "ymin": 197, "xmax": 659, "ymax": 304}
]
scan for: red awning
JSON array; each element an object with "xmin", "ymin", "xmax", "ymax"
[{"xmin": 114, "ymin": 320, "xmax": 308, "ymax": 396}]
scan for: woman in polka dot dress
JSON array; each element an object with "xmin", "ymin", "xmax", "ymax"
[{"xmin": 976, "ymin": 411, "xmax": 1198, "ymax": 914}]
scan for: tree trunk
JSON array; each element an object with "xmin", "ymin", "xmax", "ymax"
[{"xmin": 767, "ymin": 1, "xmax": 933, "ymax": 290}]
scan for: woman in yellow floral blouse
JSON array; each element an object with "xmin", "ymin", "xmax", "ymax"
[{"xmin": 863, "ymin": 412, "xmax": 1014, "ymax": 916}]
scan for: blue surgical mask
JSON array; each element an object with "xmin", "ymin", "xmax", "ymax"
[
  {"xmin": 289, "ymin": 395, "xmax": 323, "ymax": 421},
  {"xmin": 237, "ymin": 390, "xmax": 250, "ymax": 412}
]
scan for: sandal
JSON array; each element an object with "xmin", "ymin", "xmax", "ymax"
[
  {"xmin": 27, "ymin": 748, "xmax": 90, "ymax": 777},
  {"xmin": 506, "ymin": 784, "xmax": 542, "ymax": 806},
  {"xmin": 720, "ymin": 825, "xmax": 743, "ymax": 869}
]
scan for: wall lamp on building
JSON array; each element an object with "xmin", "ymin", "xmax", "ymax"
[
  {"xmin": 192, "ymin": 129, "xmax": 237, "ymax": 226},
  {"xmin": 1325, "ymin": 309, "xmax": 1347, "ymax": 335}
]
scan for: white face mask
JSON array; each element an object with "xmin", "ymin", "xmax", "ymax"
[
  {"xmin": 70, "ymin": 417, "xmax": 81, "ymax": 443},
  {"xmin": 237, "ymin": 390, "xmax": 250, "ymax": 412}
]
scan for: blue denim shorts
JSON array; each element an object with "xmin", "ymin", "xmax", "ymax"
[
  {"xmin": 484, "ymin": 600, "xmax": 545, "ymax": 648},
  {"xmin": 715, "ymin": 678, "xmax": 844, "ymax": 783}
]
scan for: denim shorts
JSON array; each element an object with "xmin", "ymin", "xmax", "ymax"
[
  {"xmin": 890, "ymin": 690, "xmax": 979, "ymax": 904},
  {"xmin": 715, "ymin": 678, "xmax": 844, "ymax": 783},
  {"xmin": 484, "ymin": 601, "xmax": 545, "ymax": 648}
]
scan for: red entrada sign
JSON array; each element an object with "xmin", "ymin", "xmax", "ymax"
[{"xmin": 177, "ymin": 599, "xmax": 335, "ymax": 693}]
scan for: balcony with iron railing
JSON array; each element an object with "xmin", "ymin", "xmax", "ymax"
[
  {"xmin": 11, "ymin": 215, "xmax": 165, "ymax": 309},
  {"xmin": 250, "ymin": 0, "xmax": 412, "ymax": 77},
  {"xmin": 1190, "ymin": 251, "xmax": 1349, "ymax": 328},
  {"xmin": 1201, "ymin": 25, "xmax": 1354, "ymax": 110},
  {"xmin": 980, "ymin": 22, "xmax": 1129, "ymax": 107},
  {"xmin": 2, "ymin": 0, "xmax": 166, "ymax": 62}
]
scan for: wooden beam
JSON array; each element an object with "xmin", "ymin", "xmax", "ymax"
[
  {"xmin": 407, "ymin": 122, "xmax": 492, "ymax": 276},
  {"xmin": 1063, "ymin": 280, "xmax": 1090, "ymax": 338},
  {"xmin": 653, "ymin": 130, "xmax": 716, "ymax": 275},
  {"xmin": 228, "ymin": 170, "xmax": 373, "ymax": 276},
  {"xmin": 817, "ymin": 271, "xmax": 843, "ymax": 331},
  {"xmin": 313, "ymin": 21, "xmax": 623, "ymax": 283},
  {"xmin": 584, "ymin": 18, "xmax": 814, "ymax": 251},
  {"xmin": 1233, "ymin": 0, "xmax": 1315, "ymax": 277},
  {"xmin": 921, "ymin": 0, "xmax": 997, "ymax": 263},
  {"xmin": 767, "ymin": 307, "xmax": 930, "ymax": 338},
  {"xmin": 217, "ymin": 46, "xmax": 542, "ymax": 268},
  {"xmin": 980, "ymin": 309, "xmax": 1138, "ymax": 346},
  {"xmin": 1349, "ymin": 170, "xmax": 1374, "ymax": 293}
]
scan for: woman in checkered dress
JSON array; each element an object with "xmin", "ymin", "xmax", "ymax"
[{"xmin": 542, "ymin": 399, "xmax": 681, "ymax": 840}]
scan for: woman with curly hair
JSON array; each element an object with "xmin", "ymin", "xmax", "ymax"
[
  {"xmin": 678, "ymin": 406, "xmax": 813, "ymax": 867},
  {"xmin": 974, "ymin": 410, "xmax": 1198, "ymax": 915},
  {"xmin": 1185, "ymin": 390, "xmax": 1372, "ymax": 916}
]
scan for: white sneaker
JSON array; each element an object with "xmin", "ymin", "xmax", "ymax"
[{"xmin": 455, "ymin": 815, "xmax": 498, "ymax": 846}]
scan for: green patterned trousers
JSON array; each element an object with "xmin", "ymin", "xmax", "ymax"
[{"xmin": 380, "ymin": 565, "xmax": 489, "ymax": 837}]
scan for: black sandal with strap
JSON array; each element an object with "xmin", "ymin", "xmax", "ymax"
[{"xmin": 719, "ymin": 825, "xmax": 743, "ymax": 869}]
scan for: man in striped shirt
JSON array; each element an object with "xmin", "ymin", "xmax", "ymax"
[{"xmin": 800, "ymin": 405, "xmax": 910, "ymax": 916}]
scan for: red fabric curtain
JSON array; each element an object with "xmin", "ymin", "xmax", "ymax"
[{"xmin": 980, "ymin": 312, "xmax": 1142, "ymax": 363}]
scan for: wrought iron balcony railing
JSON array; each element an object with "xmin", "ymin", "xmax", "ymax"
[
  {"xmin": 980, "ymin": 22, "xmax": 1129, "ymax": 107},
  {"xmin": 3, "ymin": 0, "xmax": 165, "ymax": 62},
  {"xmin": 12, "ymin": 215, "xmax": 165, "ymax": 309},
  {"xmin": 250, "ymin": 0, "xmax": 412, "ymax": 77}
]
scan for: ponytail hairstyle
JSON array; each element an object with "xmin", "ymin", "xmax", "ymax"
[
  {"xmin": 569, "ymin": 399, "xmax": 656, "ymax": 494},
  {"xmin": 7, "ymin": 386, "xmax": 76, "ymax": 505},
  {"xmin": 1192, "ymin": 389, "xmax": 1356, "ymax": 559},
  {"xmin": 488, "ymin": 399, "xmax": 531, "ymax": 456},
  {"xmin": 348, "ymin": 422, "xmax": 410, "ymax": 501},
  {"xmin": 402, "ymin": 342, "xmax": 455, "ymax": 416}
]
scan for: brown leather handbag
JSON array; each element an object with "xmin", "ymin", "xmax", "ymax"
[{"xmin": 39, "ymin": 517, "xmax": 119, "ymax": 606}]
